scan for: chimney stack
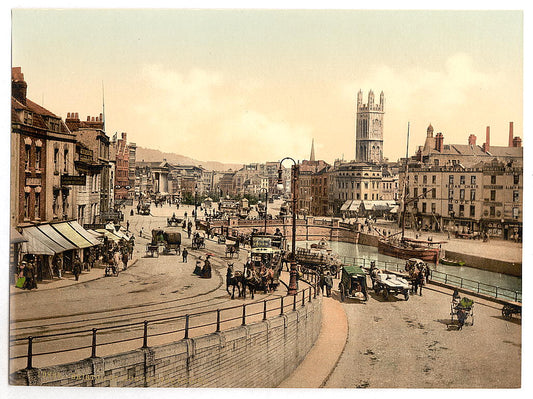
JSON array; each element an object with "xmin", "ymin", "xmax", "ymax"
[
  {"xmin": 483, "ymin": 126, "xmax": 490, "ymax": 153},
  {"xmin": 468, "ymin": 134, "xmax": 477, "ymax": 146},
  {"xmin": 435, "ymin": 132, "xmax": 444, "ymax": 152},
  {"xmin": 508, "ymin": 122, "xmax": 514, "ymax": 147},
  {"xmin": 11, "ymin": 67, "xmax": 27, "ymax": 105},
  {"xmin": 513, "ymin": 137, "xmax": 522, "ymax": 148}
]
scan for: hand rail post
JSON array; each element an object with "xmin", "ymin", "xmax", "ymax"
[
  {"xmin": 293, "ymin": 293, "xmax": 297, "ymax": 311},
  {"xmin": 309, "ymin": 287, "xmax": 312, "ymax": 302},
  {"xmin": 242, "ymin": 304, "xmax": 246, "ymax": 326},
  {"xmin": 142, "ymin": 321, "xmax": 148, "ymax": 348},
  {"xmin": 280, "ymin": 296, "xmax": 284, "ymax": 315},
  {"xmin": 184, "ymin": 315, "xmax": 190, "ymax": 339},
  {"xmin": 91, "ymin": 328, "xmax": 97, "ymax": 358},
  {"xmin": 216, "ymin": 309, "xmax": 221, "ymax": 332},
  {"xmin": 26, "ymin": 336, "xmax": 33, "ymax": 369},
  {"xmin": 302, "ymin": 289, "xmax": 305, "ymax": 306},
  {"xmin": 263, "ymin": 300, "xmax": 267, "ymax": 321}
]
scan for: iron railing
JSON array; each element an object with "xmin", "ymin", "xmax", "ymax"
[{"xmin": 11, "ymin": 274, "xmax": 319, "ymax": 371}]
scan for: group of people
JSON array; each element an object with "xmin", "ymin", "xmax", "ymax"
[
  {"xmin": 15, "ymin": 258, "xmax": 38, "ymax": 290},
  {"xmin": 319, "ymin": 270, "xmax": 334, "ymax": 297},
  {"xmin": 193, "ymin": 255, "xmax": 212, "ymax": 278}
]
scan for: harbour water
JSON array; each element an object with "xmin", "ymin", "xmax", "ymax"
[{"xmin": 299, "ymin": 240, "xmax": 522, "ymax": 299}]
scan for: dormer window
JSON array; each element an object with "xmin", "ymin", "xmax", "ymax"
[{"xmin": 23, "ymin": 111, "xmax": 33, "ymax": 125}]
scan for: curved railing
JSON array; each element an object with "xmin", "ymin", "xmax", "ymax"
[{"xmin": 10, "ymin": 275, "xmax": 320, "ymax": 371}]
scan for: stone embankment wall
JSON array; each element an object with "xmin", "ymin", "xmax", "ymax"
[
  {"xmin": 11, "ymin": 295, "xmax": 322, "ymax": 387},
  {"xmin": 443, "ymin": 250, "xmax": 521, "ymax": 277}
]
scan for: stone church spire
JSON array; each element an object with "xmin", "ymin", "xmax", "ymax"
[{"xmin": 309, "ymin": 138, "xmax": 316, "ymax": 162}]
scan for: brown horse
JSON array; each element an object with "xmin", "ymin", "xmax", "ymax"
[{"xmin": 226, "ymin": 263, "xmax": 242, "ymax": 299}]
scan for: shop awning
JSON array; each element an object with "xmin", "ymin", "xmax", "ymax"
[
  {"xmin": 87, "ymin": 229, "xmax": 105, "ymax": 239},
  {"xmin": 68, "ymin": 221, "xmax": 102, "ymax": 246},
  {"xmin": 340, "ymin": 200, "xmax": 352, "ymax": 211},
  {"xmin": 36, "ymin": 224, "xmax": 78, "ymax": 251},
  {"xmin": 11, "ymin": 228, "xmax": 28, "ymax": 244},
  {"xmin": 21, "ymin": 227, "xmax": 57, "ymax": 255},
  {"xmin": 95, "ymin": 229, "xmax": 122, "ymax": 242},
  {"xmin": 51, "ymin": 222, "xmax": 93, "ymax": 249}
]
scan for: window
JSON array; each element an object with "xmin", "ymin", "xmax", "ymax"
[
  {"xmin": 54, "ymin": 148, "xmax": 59, "ymax": 173},
  {"xmin": 459, "ymin": 204, "xmax": 465, "ymax": 217},
  {"xmin": 422, "ymin": 202, "xmax": 427, "ymax": 213},
  {"xmin": 25, "ymin": 145, "xmax": 31, "ymax": 170},
  {"xmin": 431, "ymin": 203, "xmax": 436, "ymax": 213},
  {"xmin": 434, "ymin": 159, "xmax": 439, "ymax": 166},
  {"xmin": 471, "ymin": 176, "xmax": 476, "ymax": 185},
  {"xmin": 34, "ymin": 192, "xmax": 40, "ymax": 219},
  {"xmin": 490, "ymin": 206, "xmax": 495, "ymax": 217},
  {"xmin": 448, "ymin": 204, "xmax": 454, "ymax": 214},
  {"xmin": 35, "ymin": 147, "xmax": 41, "ymax": 170},
  {"xmin": 414, "ymin": 175, "xmax": 418, "ymax": 183},
  {"xmin": 470, "ymin": 205, "xmax": 475, "ymax": 217},
  {"xmin": 490, "ymin": 190, "xmax": 496, "ymax": 201},
  {"xmin": 513, "ymin": 174, "xmax": 520, "ymax": 185},
  {"xmin": 423, "ymin": 188, "xmax": 427, "ymax": 197},
  {"xmin": 432, "ymin": 175, "xmax": 436, "ymax": 184},
  {"xmin": 24, "ymin": 192, "xmax": 30, "ymax": 219},
  {"xmin": 413, "ymin": 188, "xmax": 418, "ymax": 198},
  {"xmin": 460, "ymin": 189, "xmax": 465, "ymax": 200},
  {"xmin": 364, "ymin": 193, "xmax": 368, "ymax": 200},
  {"xmin": 470, "ymin": 190, "xmax": 476, "ymax": 201},
  {"xmin": 431, "ymin": 188, "xmax": 436, "ymax": 198},
  {"xmin": 449, "ymin": 175, "xmax": 454, "ymax": 185},
  {"xmin": 62, "ymin": 192, "xmax": 68, "ymax": 214},
  {"xmin": 422, "ymin": 175, "xmax": 427, "ymax": 184},
  {"xmin": 513, "ymin": 207, "xmax": 519, "ymax": 219},
  {"xmin": 448, "ymin": 189, "xmax": 454, "ymax": 200},
  {"xmin": 513, "ymin": 191, "xmax": 520, "ymax": 202},
  {"xmin": 53, "ymin": 191, "xmax": 59, "ymax": 215},
  {"xmin": 491, "ymin": 175, "xmax": 496, "ymax": 184},
  {"xmin": 63, "ymin": 149, "xmax": 69, "ymax": 173},
  {"xmin": 460, "ymin": 175, "xmax": 465, "ymax": 185}
]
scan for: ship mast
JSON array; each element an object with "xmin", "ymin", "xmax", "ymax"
[{"xmin": 400, "ymin": 122, "xmax": 410, "ymax": 241}]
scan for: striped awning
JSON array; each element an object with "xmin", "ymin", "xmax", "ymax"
[
  {"xmin": 36, "ymin": 224, "xmax": 78, "ymax": 251},
  {"xmin": 21, "ymin": 227, "xmax": 57, "ymax": 255},
  {"xmin": 95, "ymin": 229, "xmax": 122, "ymax": 242},
  {"xmin": 68, "ymin": 221, "xmax": 101, "ymax": 246},
  {"xmin": 51, "ymin": 222, "xmax": 93, "ymax": 249},
  {"xmin": 11, "ymin": 228, "xmax": 28, "ymax": 244}
]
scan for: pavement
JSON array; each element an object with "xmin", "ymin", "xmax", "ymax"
[{"xmin": 278, "ymin": 295, "xmax": 348, "ymax": 388}]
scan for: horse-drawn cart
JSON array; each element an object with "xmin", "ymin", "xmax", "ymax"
[
  {"xmin": 373, "ymin": 271, "xmax": 410, "ymax": 300},
  {"xmin": 339, "ymin": 265, "xmax": 368, "ymax": 302},
  {"xmin": 502, "ymin": 301, "xmax": 521, "ymax": 320},
  {"xmin": 450, "ymin": 297, "xmax": 474, "ymax": 329},
  {"xmin": 225, "ymin": 241, "xmax": 240, "ymax": 258},
  {"xmin": 167, "ymin": 215, "xmax": 182, "ymax": 227},
  {"xmin": 145, "ymin": 243, "xmax": 159, "ymax": 257},
  {"xmin": 162, "ymin": 228, "xmax": 181, "ymax": 255}
]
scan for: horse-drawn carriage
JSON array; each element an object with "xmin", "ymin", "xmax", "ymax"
[
  {"xmin": 295, "ymin": 239, "xmax": 342, "ymax": 276},
  {"xmin": 167, "ymin": 214, "xmax": 182, "ymax": 227},
  {"xmin": 162, "ymin": 228, "xmax": 181, "ymax": 255},
  {"xmin": 339, "ymin": 265, "xmax": 368, "ymax": 302},
  {"xmin": 225, "ymin": 240, "xmax": 240, "ymax": 258},
  {"xmin": 139, "ymin": 203, "xmax": 151, "ymax": 215},
  {"xmin": 371, "ymin": 270, "xmax": 410, "ymax": 300},
  {"xmin": 191, "ymin": 234, "xmax": 205, "ymax": 250}
]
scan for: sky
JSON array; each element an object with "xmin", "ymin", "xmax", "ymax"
[{"xmin": 9, "ymin": 7, "xmax": 524, "ymax": 166}]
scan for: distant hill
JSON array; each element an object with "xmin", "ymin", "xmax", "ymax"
[{"xmin": 135, "ymin": 146, "xmax": 243, "ymax": 172}]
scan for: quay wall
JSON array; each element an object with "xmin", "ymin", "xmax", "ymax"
[
  {"xmin": 215, "ymin": 219, "xmax": 521, "ymax": 276},
  {"xmin": 11, "ymin": 295, "xmax": 322, "ymax": 387}
]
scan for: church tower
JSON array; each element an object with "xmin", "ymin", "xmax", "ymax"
[
  {"xmin": 355, "ymin": 90, "xmax": 385, "ymax": 163},
  {"xmin": 309, "ymin": 138, "xmax": 315, "ymax": 162}
]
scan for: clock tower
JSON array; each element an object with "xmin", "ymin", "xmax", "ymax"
[{"xmin": 355, "ymin": 89, "xmax": 384, "ymax": 163}]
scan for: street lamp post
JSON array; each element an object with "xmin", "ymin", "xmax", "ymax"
[
  {"xmin": 259, "ymin": 187, "xmax": 268, "ymax": 233},
  {"xmin": 194, "ymin": 183, "xmax": 198, "ymax": 225},
  {"xmin": 277, "ymin": 157, "xmax": 299, "ymax": 296}
]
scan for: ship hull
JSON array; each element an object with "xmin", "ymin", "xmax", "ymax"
[{"xmin": 378, "ymin": 239, "xmax": 440, "ymax": 264}]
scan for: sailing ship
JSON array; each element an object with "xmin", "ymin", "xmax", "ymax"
[{"xmin": 377, "ymin": 123, "xmax": 444, "ymax": 264}]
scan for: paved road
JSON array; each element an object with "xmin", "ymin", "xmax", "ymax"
[
  {"xmin": 9, "ymin": 203, "xmax": 287, "ymax": 372},
  {"xmin": 324, "ymin": 278, "xmax": 521, "ymax": 388}
]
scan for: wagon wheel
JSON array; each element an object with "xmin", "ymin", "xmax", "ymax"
[
  {"xmin": 502, "ymin": 306, "xmax": 512, "ymax": 320},
  {"xmin": 383, "ymin": 289, "xmax": 389, "ymax": 300},
  {"xmin": 340, "ymin": 285, "xmax": 345, "ymax": 302},
  {"xmin": 404, "ymin": 290, "xmax": 409, "ymax": 301}
]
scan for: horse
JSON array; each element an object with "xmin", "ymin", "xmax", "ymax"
[
  {"xmin": 241, "ymin": 265, "xmax": 261, "ymax": 300},
  {"xmin": 226, "ymin": 263, "xmax": 242, "ymax": 299},
  {"xmin": 225, "ymin": 244, "xmax": 239, "ymax": 258}
]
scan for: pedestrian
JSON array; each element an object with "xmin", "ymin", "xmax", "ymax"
[
  {"xmin": 140, "ymin": 227, "xmax": 144, "ymax": 238},
  {"xmin": 319, "ymin": 271, "xmax": 326, "ymax": 295},
  {"xmin": 126, "ymin": 220, "xmax": 130, "ymax": 231},
  {"xmin": 324, "ymin": 272, "xmax": 333, "ymax": 297},
  {"xmin": 122, "ymin": 251, "xmax": 129, "ymax": 271},
  {"xmin": 182, "ymin": 247, "xmax": 188, "ymax": 263},
  {"xmin": 73, "ymin": 255, "xmax": 82, "ymax": 281},
  {"xmin": 417, "ymin": 269, "xmax": 425, "ymax": 296},
  {"xmin": 193, "ymin": 257, "xmax": 203, "ymax": 276}
]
